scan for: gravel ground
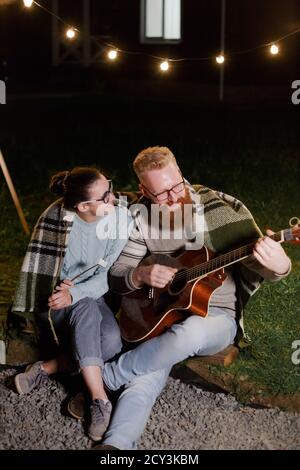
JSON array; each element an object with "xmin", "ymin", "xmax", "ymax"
[{"xmin": 0, "ymin": 366, "xmax": 299, "ymax": 450}]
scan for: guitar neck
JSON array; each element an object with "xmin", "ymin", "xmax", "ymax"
[{"xmin": 186, "ymin": 229, "xmax": 289, "ymax": 282}]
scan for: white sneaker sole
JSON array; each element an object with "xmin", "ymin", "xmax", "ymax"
[{"xmin": 88, "ymin": 431, "xmax": 105, "ymax": 442}]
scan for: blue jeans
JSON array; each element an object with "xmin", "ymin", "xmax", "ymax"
[
  {"xmin": 103, "ymin": 367, "xmax": 171, "ymax": 450},
  {"xmin": 103, "ymin": 307, "xmax": 237, "ymax": 391},
  {"xmin": 36, "ymin": 297, "xmax": 122, "ymax": 370},
  {"xmin": 102, "ymin": 307, "xmax": 237, "ymax": 449}
]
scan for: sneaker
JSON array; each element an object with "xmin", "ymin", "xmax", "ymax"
[
  {"xmin": 14, "ymin": 361, "xmax": 48, "ymax": 395},
  {"xmin": 67, "ymin": 386, "xmax": 119, "ymax": 422},
  {"xmin": 88, "ymin": 399, "xmax": 112, "ymax": 441},
  {"xmin": 67, "ymin": 391, "xmax": 86, "ymax": 420}
]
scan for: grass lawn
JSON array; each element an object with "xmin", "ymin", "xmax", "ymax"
[
  {"xmin": 0, "ymin": 95, "xmax": 299, "ymax": 405},
  {"xmin": 213, "ymin": 243, "xmax": 300, "ymax": 407}
]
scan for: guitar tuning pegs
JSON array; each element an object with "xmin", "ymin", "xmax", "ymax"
[{"xmin": 289, "ymin": 217, "xmax": 300, "ymax": 228}]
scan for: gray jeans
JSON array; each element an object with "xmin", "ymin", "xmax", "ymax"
[{"xmin": 35, "ymin": 297, "xmax": 122, "ymax": 370}]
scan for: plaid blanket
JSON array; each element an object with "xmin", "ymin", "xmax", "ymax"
[
  {"xmin": 191, "ymin": 185, "xmax": 262, "ymax": 252},
  {"xmin": 12, "ymin": 199, "xmax": 74, "ymax": 314},
  {"xmin": 192, "ymin": 185, "xmax": 264, "ymax": 345}
]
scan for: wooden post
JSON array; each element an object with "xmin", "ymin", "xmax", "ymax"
[
  {"xmin": 82, "ymin": 0, "xmax": 91, "ymax": 67},
  {"xmin": 219, "ymin": 0, "xmax": 226, "ymax": 102},
  {"xmin": 0, "ymin": 149, "xmax": 30, "ymax": 236}
]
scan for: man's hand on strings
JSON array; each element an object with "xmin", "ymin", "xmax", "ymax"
[{"xmin": 253, "ymin": 229, "xmax": 291, "ymax": 275}]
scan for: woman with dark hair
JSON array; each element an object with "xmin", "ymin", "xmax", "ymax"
[{"xmin": 12, "ymin": 167, "xmax": 132, "ymax": 441}]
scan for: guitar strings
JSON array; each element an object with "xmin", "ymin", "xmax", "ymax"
[
  {"xmin": 171, "ymin": 230, "xmax": 284, "ymax": 284},
  {"xmin": 174, "ymin": 243, "xmax": 254, "ymax": 283}
]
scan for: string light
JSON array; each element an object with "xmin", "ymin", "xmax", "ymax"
[
  {"xmin": 66, "ymin": 28, "xmax": 76, "ymax": 40},
  {"xmin": 160, "ymin": 60, "xmax": 169, "ymax": 72},
  {"xmin": 216, "ymin": 55, "xmax": 225, "ymax": 64},
  {"xmin": 107, "ymin": 49, "xmax": 118, "ymax": 60},
  {"xmin": 23, "ymin": 0, "xmax": 33, "ymax": 7},
  {"xmin": 18, "ymin": 1, "xmax": 300, "ymax": 73},
  {"xmin": 270, "ymin": 43, "xmax": 279, "ymax": 55}
]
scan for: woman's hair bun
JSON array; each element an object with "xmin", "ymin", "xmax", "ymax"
[{"xmin": 49, "ymin": 171, "xmax": 70, "ymax": 197}]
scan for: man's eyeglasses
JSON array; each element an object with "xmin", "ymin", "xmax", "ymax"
[
  {"xmin": 141, "ymin": 179, "xmax": 185, "ymax": 202},
  {"xmin": 81, "ymin": 180, "xmax": 113, "ymax": 204}
]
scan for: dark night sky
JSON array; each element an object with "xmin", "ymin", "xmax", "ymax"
[{"xmin": 0, "ymin": 0, "xmax": 300, "ymax": 91}]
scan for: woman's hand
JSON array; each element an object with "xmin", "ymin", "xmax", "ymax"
[
  {"xmin": 55, "ymin": 279, "xmax": 74, "ymax": 291},
  {"xmin": 48, "ymin": 290, "xmax": 72, "ymax": 310}
]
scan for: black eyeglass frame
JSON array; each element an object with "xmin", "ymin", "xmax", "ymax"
[{"xmin": 141, "ymin": 178, "xmax": 185, "ymax": 202}]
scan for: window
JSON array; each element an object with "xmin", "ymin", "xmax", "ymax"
[{"xmin": 141, "ymin": 0, "xmax": 182, "ymax": 43}]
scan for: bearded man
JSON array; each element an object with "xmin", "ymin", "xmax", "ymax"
[{"xmin": 96, "ymin": 146, "xmax": 291, "ymax": 450}]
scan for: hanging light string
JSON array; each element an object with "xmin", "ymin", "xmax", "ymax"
[
  {"xmin": 28, "ymin": 1, "xmax": 79, "ymax": 33},
  {"xmin": 227, "ymin": 26, "xmax": 300, "ymax": 57},
  {"xmin": 24, "ymin": 0, "xmax": 300, "ymax": 65}
]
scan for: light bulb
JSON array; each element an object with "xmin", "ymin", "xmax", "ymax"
[
  {"xmin": 66, "ymin": 28, "xmax": 76, "ymax": 39},
  {"xmin": 270, "ymin": 44, "xmax": 279, "ymax": 55},
  {"xmin": 108, "ymin": 49, "xmax": 118, "ymax": 60},
  {"xmin": 216, "ymin": 55, "xmax": 225, "ymax": 64},
  {"xmin": 160, "ymin": 60, "xmax": 169, "ymax": 71},
  {"xmin": 23, "ymin": 0, "xmax": 33, "ymax": 7}
]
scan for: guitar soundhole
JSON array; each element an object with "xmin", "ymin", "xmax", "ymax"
[{"xmin": 168, "ymin": 269, "xmax": 188, "ymax": 295}]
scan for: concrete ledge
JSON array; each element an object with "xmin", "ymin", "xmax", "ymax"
[{"xmin": 6, "ymin": 338, "xmax": 39, "ymax": 365}]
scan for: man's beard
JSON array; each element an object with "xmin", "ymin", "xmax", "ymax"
[{"xmin": 157, "ymin": 188, "xmax": 193, "ymax": 234}]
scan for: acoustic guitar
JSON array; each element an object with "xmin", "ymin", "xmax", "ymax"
[{"xmin": 119, "ymin": 224, "xmax": 300, "ymax": 343}]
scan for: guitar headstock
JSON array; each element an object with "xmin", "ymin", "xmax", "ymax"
[{"xmin": 288, "ymin": 217, "xmax": 300, "ymax": 244}]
